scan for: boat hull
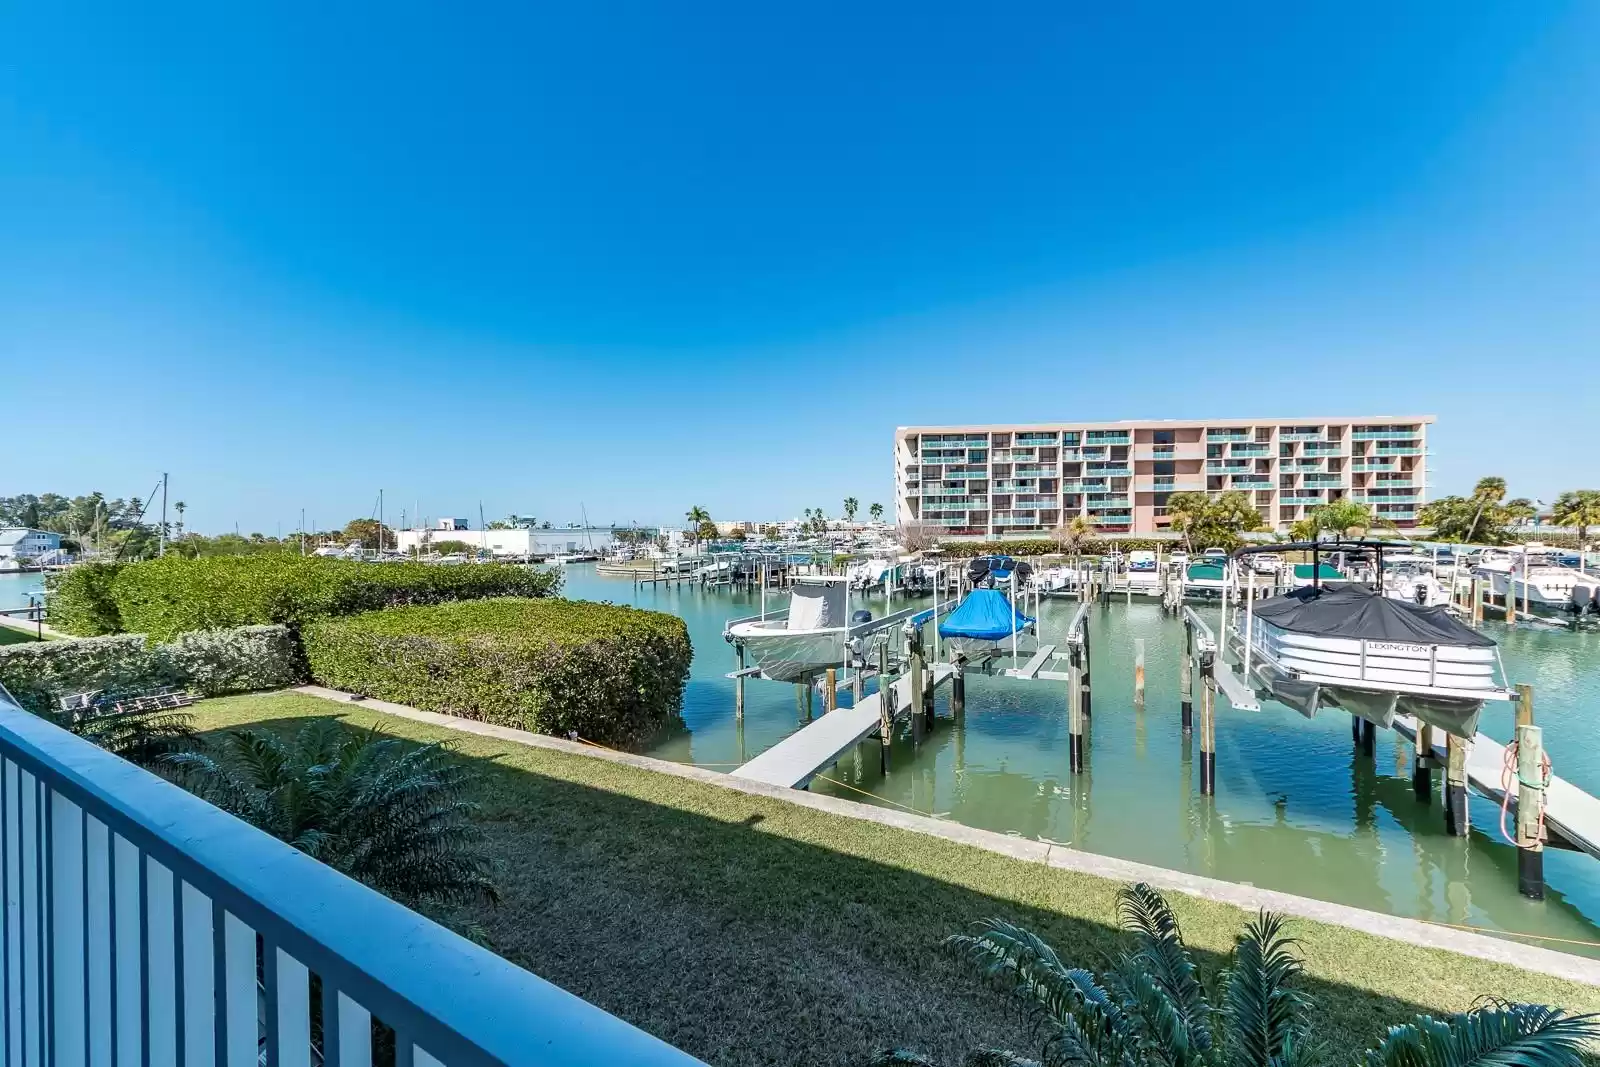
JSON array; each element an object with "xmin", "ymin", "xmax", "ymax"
[{"xmin": 727, "ymin": 622, "xmax": 847, "ymax": 682}]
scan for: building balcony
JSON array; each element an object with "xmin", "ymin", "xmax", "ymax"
[
  {"xmin": 0, "ymin": 693, "xmax": 701, "ymax": 1067},
  {"xmin": 1086, "ymin": 464, "xmax": 1132, "ymax": 476},
  {"xmin": 1230, "ymin": 476, "xmax": 1272, "ymax": 487},
  {"xmin": 1279, "ymin": 432, "xmax": 1325, "ymax": 442},
  {"xmin": 1089, "ymin": 513, "xmax": 1133, "ymax": 525},
  {"xmin": 1229, "ymin": 445, "xmax": 1270, "ymax": 457},
  {"xmin": 1352, "ymin": 430, "xmax": 1420, "ymax": 440},
  {"xmin": 943, "ymin": 470, "xmax": 989, "ymax": 480},
  {"xmin": 1303, "ymin": 475, "xmax": 1345, "ymax": 487},
  {"xmin": 1014, "ymin": 463, "xmax": 1053, "ymax": 475},
  {"xmin": 1014, "ymin": 432, "xmax": 1058, "ymax": 445},
  {"xmin": 1350, "ymin": 460, "xmax": 1396, "ymax": 471},
  {"xmin": 1206, "ymin": 431, "xmax": 1251, "ymax": 442},
  {"xmin": 1302, "ymin": 445, "xmax": 1345, "ymax": 457},
  {"xmin": 1085, "ymin": 431, "xmax": 1131, "ymax": 444},
  {"xmin": 1374, "ymin": 446, "xmax": 1424, "ymax": 456},
  {"xmin": 1280, "ymin": 495, "xmax": 1326, "ymax": 506},
  {"xmin": 1282, "ymin": 461, "xmax": 1324, "ymax": 472},
  {"xmin": 1205, "ymin": 460, "xmax": 1250, "ymax": 472}
]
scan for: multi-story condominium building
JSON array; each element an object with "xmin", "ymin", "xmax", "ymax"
[{"xmin": 895, "ymin": 416, "xmax": 1432, "ymax": 537}]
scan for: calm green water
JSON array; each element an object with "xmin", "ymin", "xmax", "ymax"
[
  {"xmin": 563, "ymin": 564, "xmax": 1600, "ymax": 956},
  {"xmin": 0, "ymin": 573, "xmax": 45, "ymax": 613}
]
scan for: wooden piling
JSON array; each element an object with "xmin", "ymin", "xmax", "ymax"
[
  {"xmin": 1444, "ymin": 733, "xmax": 1469, "ymax": 836},
  {"xmin": 1081, "ymin": 619, "xmax": 1093, "ymax": 718},
  {"xmin": 1514, "ymin": 684, "xmax": 1544, "ymax": 899},
  {"xmin": 824, "ymin": 668, "xmax": 837, "ymax": 713},
  {"xmin": 735, "ymin": 645, "xmax": 746, "ymax": 720},
  {"xmin": 951, "ymin": 658, "xmax": 966, "ymax": 723},
  {"xmin": 1470, "ymin": 577, "xmax": 1482, "ymax": 626},
  {"xmin": 1360, "ymin": 717, "xmax": 1375, "ymax": 756},
  {"xmin": 910, "ymin": 647, "xmax": 925, "ymax": 745},
  {"xmin": 1179, "ymin": 620, "xmax": 1193, "ymax": 734},
  {"xmin": 878, "ymin": 645, "xmax": 893, "ymax": 773},
  {"xmin": 1198, "ymin": 661, "xmax": 1216, "ymax": 796},
  {"xmin": 1068, "ymin": 650, "xmax": 1085, "ymax": 774},
  {"xmin": 1505, "ymin": 583, "xmax": 1517, "ymax": 624},
  {"xmin": 1133, "ymin": 638, "xmax": 1146, "ymax": 709},
  {"xmin": 1412, "ymin": 723, "xmax": 1432, "ymax": 802}
]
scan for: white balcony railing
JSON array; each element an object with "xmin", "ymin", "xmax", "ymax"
[{"xmin": 0, "ymin": 687, "xmax": 702, "ymax": 1067}]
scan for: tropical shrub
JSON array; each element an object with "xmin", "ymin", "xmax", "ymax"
[
  {"xmin": 877, "ymin": 883, "xmax": 1600, "ymax": 1067},
  {"xmin": 168, "ymin": 720, "xmax": 497, "ymax": 909},
  {"xmin": 302, "ymin": 598, "xmax": 692, "ymax": 747},
  {"xmin": 45, "ymin": 561, "xmax": 126, "ymax": 636},
  {"xmin": 103, "ymin": 555, "xmax": 561, "ymax": 640},
  {"xmin": 0, "ymin": 624, "xmax": 306, "ymax": 714}
]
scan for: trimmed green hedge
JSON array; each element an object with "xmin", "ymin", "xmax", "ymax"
[
  {"xmin": 303, "ymin": 598, "xmax": 691, "ymax": 747},
  {"xmin": 44, "ymin": 562, "xmax": 127, "ymax": 636},
  {"xmin": 46, "ymin": 556, "xmax": 563, "ymax": 641},
  {"xmin": 0, "ymin": 625, "xmax": 306, "ymax": 714}
]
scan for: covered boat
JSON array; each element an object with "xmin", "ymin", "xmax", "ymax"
[
  {"xmin": 938, "ymin": 588, "xmax": 1035, "ymax": 653},
  {"xmin": 1232, "ymin": 582, "xmax": 1512, "ymax": 736},
  {"xmin": 725, "ymin": 576, "xmax": 850, "ymax": 682}
]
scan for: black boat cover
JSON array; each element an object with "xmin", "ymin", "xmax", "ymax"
[{"xmin": 1253, "ymin": 583, "xmax": 1496, "ymax": 648}]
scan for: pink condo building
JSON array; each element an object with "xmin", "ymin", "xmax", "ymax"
[{"xmin": 894, "ymin": 416, "xmax": 1433, "ymax": 538}]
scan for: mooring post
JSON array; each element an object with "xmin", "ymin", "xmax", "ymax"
[
  {"xmin": 1412, "ymin": 723, "xmax": 1432, "ymax": 802},
  {"xmin": 878, "ymin": 643, "xmax": 894, "ymax": 773},
  {"xmin": 824, "ymin": 668, "xmax": 837, "ymax": 713},
  {"xmin": 1081, "ymin": 618, "xmax": 1093, "ymax": 718},
  {"xmin": 735, "ymin": 644, "xmax": 746, "ymax": 720},
  {"xmin": 951, "ymin": 656, "xmax": 966, "ymax": 723},
  {"xmin": 1505, "ymin": 582, "xmax": 1517, "ymax": 624},
  {"xmin": 1198, "ymin": 651, "xmax": 1216, "ymax": 796},
  {"xmin": 1068, "ymin": 648, "xmax": 1085, "ymax": 774},
  {"xmin": 1360, "ymin": 717, "xmax": 1375, "ymax": 756},
  {"xmin": 909, "ymin": 644, "xmax": 925, "ymax": 745},
  {"xmin": 1444, "ymin": 733, "xmax": 1469, "ymax": 836},
  {"xmin": 1514, "ymin": 683, "xmax": 1544, "ymax": 899},
  {"xmin": 1179, "ymin": 619, "xmax": 1193, "ymax": 735},
  {"xmin": 1471, "ymin": 577, "xmax": 1483, "ymax": 626},
  {"xmin": 1133, "ymin": 637, "xmax": 1146, "ymax": 709}
]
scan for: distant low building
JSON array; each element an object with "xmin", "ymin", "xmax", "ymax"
[
  {"xmin": 0, "ymin": 528, "xmax": 61, "ymax": 561},
  {"xmin": 392, "ymin": 525, "xmax": 620, "ymax": 558}
]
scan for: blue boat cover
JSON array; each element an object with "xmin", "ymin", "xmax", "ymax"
[{"xmin": 938, "ymin": 589, "xmax": 1035, "ymax": 641}]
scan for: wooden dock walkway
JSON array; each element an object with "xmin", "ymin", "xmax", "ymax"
[
  {"xmin": 1392, "ymin": 716, "xmax": 1600, "ymax": 860},
  {"xmin": 733, "ymin": 664, "xmax": 955, "ymax": 788}
]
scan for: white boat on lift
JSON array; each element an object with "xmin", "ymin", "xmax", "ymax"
[
  {"xmin": 725, "ymin": 576, "xmax": 853, "ymax": 683},
  {"xmin": 1228, "ymin": 541, "xmax": 1515, "ymax": 736}
]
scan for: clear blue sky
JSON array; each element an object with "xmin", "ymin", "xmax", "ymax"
[{"xmin": 4, "ymin": 3, "xmax": 1596, "ymax": 533}]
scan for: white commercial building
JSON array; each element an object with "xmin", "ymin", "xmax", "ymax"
[{"xmin": 391, "ymin": 526, "xmax": 623, "ymax": 558}]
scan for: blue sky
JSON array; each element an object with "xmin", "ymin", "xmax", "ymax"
[{"xmin": 3, "ymin": 3, "xmax": 1596, "ymax": 533}]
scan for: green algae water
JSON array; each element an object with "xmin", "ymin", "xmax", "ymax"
[{"xmin": 571, "ymin": 566, "xmax": 1600, "ymax": 953}]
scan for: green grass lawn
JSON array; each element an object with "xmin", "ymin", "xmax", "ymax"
[
  {"xmin": 0, "ymin": 625, "xmax": 48, "ymax": 646},
  {"xmin": 194, "ymin": 691, "xmax": 1600, "ymax": 1067}
]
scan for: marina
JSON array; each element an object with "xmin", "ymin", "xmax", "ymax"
[{"xmin": 553, "ymin": 563, "xmax": 1600, "ymax": 956}]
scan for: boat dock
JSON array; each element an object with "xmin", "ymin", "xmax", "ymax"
[
  {"xmin": 1391, "ymin": 716, "xmax": 1600, "ymax": 860},
  {"xmin": 733, "ymin": 663, "xmax": 955, "ymax": 788}
]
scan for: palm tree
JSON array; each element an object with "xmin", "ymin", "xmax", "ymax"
[
  {"xmin": 173, "ymin": 501, "xmax": 186, "ymax": 539},
  {"xmin": 844, "ymin": 497, "xmax": 859, "ymax": 522},
  {"xmin": 1552, "ymin": 490, "xmax": 1600, "ymax": 546},
  {"xmin": 168, "ymin": 721, "xmax": 497, "ymax": 909},
  {"xmin": 685, "ymin": 506, "xmax": 711, "ymax": 548},
  {"xmin": 1465, "ymin": 476, "xmax": 1507, "ymax": 543},
  {"xmin": 877, "ymin": 883, "xmax": 1599, "ymax": 1067},
  {"xmin": 870, "ymin": 502, "xmax": 884, "ymax": 523},
  {"xmin": 1051, "ymin": 515, "xmax": 1093, "ymax": 564}
]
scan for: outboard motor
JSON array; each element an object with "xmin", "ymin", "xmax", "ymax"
[
  {"xmin": 851, "ymin": 609, "xmax": 874, "ymax": 625},
  {"xmin": 1413, "ymin": 582, "xmax": 1428, "ymax": 606}
]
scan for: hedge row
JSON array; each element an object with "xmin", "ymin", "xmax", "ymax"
[
  {"xmin": 47, "ymin": 556, "xmax": 563, "ymax": 640},
  {"xmin": 0, "ymin": 625, "xmax": 306, "ymax": 715},
  {"xmin": 303, "ymin": 598, "xmax": 692, "ymax": 748}
]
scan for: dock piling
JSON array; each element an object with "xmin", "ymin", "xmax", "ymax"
[
  {"xmin": 910, "ymin": 645, "xmax": 925, "ymax": 745},
  {"xmin": 1068, "ymin": 648, "xmax": 1085, "ymax": 774},
  {"xmin": 824, "ymin": 668, "xmax": 837, "ymax": 713},
  {"xmin": 1179, "ymin": 620, "xmax": 1193, "ymax": 734},
  {"xmin": 878, "ymin": 644, "xmax": 893, "ymax": 773},
  {"xmin": 951, "ymin": 657, "xmax": 966, "ymax": 723},
  {"xmin": 1412, "ymin": 723, "xmax": 1432, "ymax": 802},
  {"xmin": 1081, "ymin": 619, "xmax": 1093, "ymax": 718},
  {"xmin": 1133, "ymin": 638, "xmax": 1146, "ymax": 709},
  {"xmin": 1198, "ymin": 652, "xmax": 1216, "ymax": 796},
  {"xmin": 1515, "ymin": 684, "xmax": 1544, "ymax": 899},
  {"xmin": 735, "ymin": 645, "xmax": 746, "ymax": 720},
  {"xmin": 1445, "ymin": 733, "xmax": 1469, "ymax": 836}
]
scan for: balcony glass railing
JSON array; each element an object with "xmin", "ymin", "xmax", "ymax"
[
  {"xmin": 1283, "ymin": 461, "xmax": 1325, "ymax": 471},
  {"xmin": 1206, "ymin": 431, "xmax": 1251, "ymax": 441},
  {"xmin": 944, "ymin": 470, "xmax": 989, "ymax": 479},
  {"xmin": 1152, "ymin": 477, "xmax": 1176, "ymax": 489},
  {"xmin": 1086, "ymin": 431, "xmax": 1131, "ymax": 444},
  {"xmin": 1279, "ymin": 432, "xmax": 1325, "ymax": 442},
  {"xmin": 1205, "ymin": 460, "xmax": 1250, "ymax": 471},
  {"xmin": 1086, "ymin": 464, "xmax": 1132, "ymax": 476},
  {"xmin": 1375, "ymin": 446, "xmax": 1423, "ymax": 456},
  {"xmin": 1014, "ymin": 463, "xmax": 1053, "ymax": 475},
  {"xmin": 1232, "ymin": 476, "xmax": 1272, "ymax": 487},
  {"xmin": 1090, "ymin": 512, "xmax": 1133, "ymax": 524},
  {"xmin": 1303, "ymin": 475, "xmax": 1345, "ymax": 487},
  {"xmin": 1280, "ymin": 495, "xmax": 1326, "ymax": 505},
  {"xmin": 1087, "ymin": 495, "xmax": 1131, "ymax": 506},
  {"xmin": 1352, "ymin": 430, "xmax": 1420, "ymax": 440},
  {"xmin": 1303, "ymin": 444, "xmax": 1345, "ymax": 456},
  {"xmin": 0, "ymin": 691, "xmax": 704, "ymax": 1067},
  {"xmin": 1015, "ymin": 433, "xmax": 1058, "ymax": 445},
  {"xmin": 1230, "ymin": 444, "xmax": 1270, "ymax": 456},
  {"xmin": 1351, "ymin": 460, "xmax": 1396, "ymax": 470}
]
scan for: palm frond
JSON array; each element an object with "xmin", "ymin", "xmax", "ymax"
[
  {"xmin": 964, "ymin": 1049, "xmax": 1042, "ymax": 1067},
  {"xmin": 1362, "ymin": 1003, "xmax": 1599, "ymax": 1067},
  {"xmin": 1223, "ymin": 911, "xmax": 1310, "ymax": 1067},
  {"xmin": 1115, "ymin": 883, "xmax": 1213, "ymax": 1060},
  {"xmin": 948, "ymin": 921, "xmax": 1138, "ymax": 1067}
]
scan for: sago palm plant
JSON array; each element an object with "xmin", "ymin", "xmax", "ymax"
[
  {"xmin": 875, "ymin": 882, "xmax": 1598, "ymax": 1067},
  {"xmin": 167, "ymin": 720, "xmax": 498, "ymax": 909}
]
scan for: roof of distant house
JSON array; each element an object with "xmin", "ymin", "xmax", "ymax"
[{"xmin": 0, "ymin": 528, "xmax": 55, "ymax": 547}]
